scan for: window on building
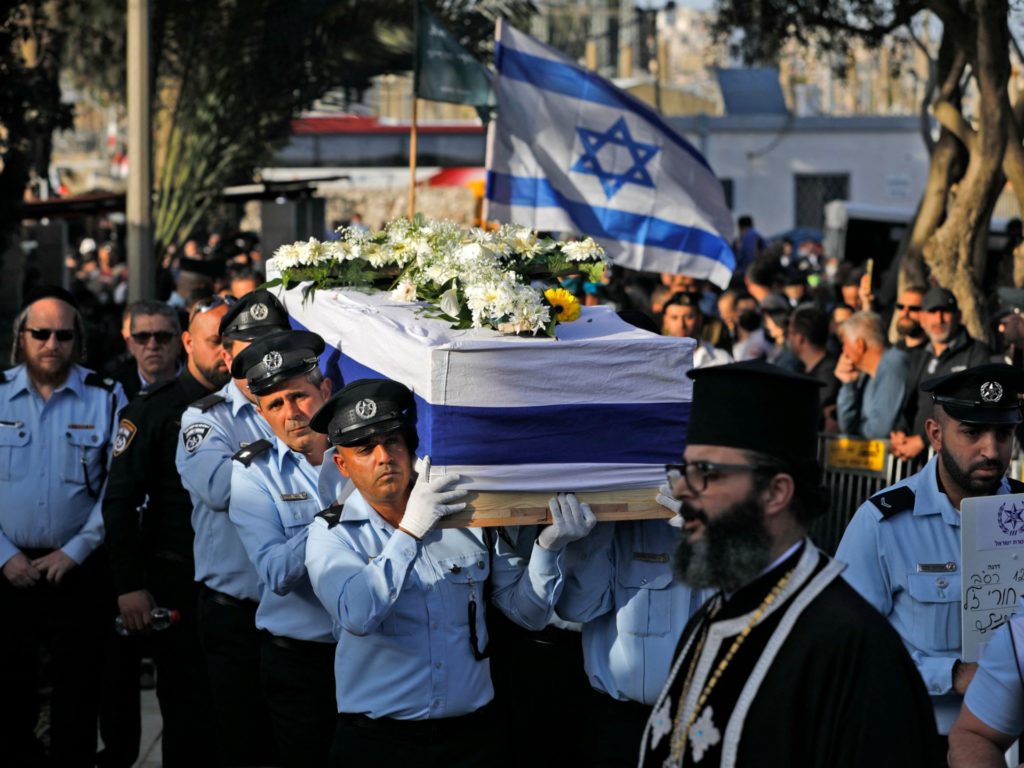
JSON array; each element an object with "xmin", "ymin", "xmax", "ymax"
[{"xmin": 794, "ymin": 173, "xmax": 849, "ymax": 229}]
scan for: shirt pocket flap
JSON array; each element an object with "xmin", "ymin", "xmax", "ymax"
[
  {"xmin": 438, "ymin": 553, "xmax": 490, "ymax": 583},
  {"xmin": 907, "ymin": 572, "xmax": 961, "ymax": 603},
  {"xmin": 274, "ymin": 497, "xmax": 317, "ymax": 530},
  {"xmin": 66, "ymin": 429, "xmax": 104, "ymax": 448},
  {"xmin": 0, "ymin": 428, "xmax": 30, "ymax": 447},
  {"xmin": 617, "ymin": 560, "xmax": 674, "ymax": 591}
]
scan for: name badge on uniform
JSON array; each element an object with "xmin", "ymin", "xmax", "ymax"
[
  {"xmin": 634, "ymin": 552, "xmax": 669, "ymax": 563},
  {"xmin": 68, "ymin": 423, "xmax": 95, "ymax": 430},
  {"xmin": 280, "ymin": 492, "xmax": 309, "ymax": 502},
  {"xmin": 917, "ymin": 562, "xmax": 957, "ymax": 573},
  {"xmin": 0, "ymin": 420, "xmax": 23, "ymax": 428}
]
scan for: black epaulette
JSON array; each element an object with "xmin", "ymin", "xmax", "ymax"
[
  {"xmin": 868, "ymin": 485, "xmax": 916, "ymax": 520},
  {"xmin": 84, "ymin": 372, "xmax": 116, "ymax": 392},
  {"xmin": 232, "ymin": 439, "xmax": 272, "ymax": 467},
  {"xmin": 1007, "ymin": 478, "xmax": 1024, "ymax": 494},
  {"xmin": 140, "ymin": 379, "xmax": 175, "ymax": 399},
  {"xmin": 316, "ymin": 505, "xmax": 344, "ymax": 529},
  {"xmin": 191, "ymin": 393, "xmax": 226, "ymax": 412},
  {"xmin": 0, "ymin": 369, "xmax": 7, "ymax": 384}
]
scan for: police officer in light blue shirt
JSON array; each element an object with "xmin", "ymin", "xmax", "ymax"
[
  {"xmin": 0, "ymin": 286, "xmax": 126, "ymax": 766},
  {"xmin": 558, "ymin": 510, "xmax": 710, "ymax": 767},
  {"xmin": 948, "ymin": 598, "xmax": 1024, "ymax": 766},
  {"xmin": 229, "ymin": 329, "xmax": 347, "ymax": 768},
  {"xmin": 837, "ymin": 363, "xmax": 1024, "ymax": 746},
  {"xmin": 305, "ymin": 378, "xmax": 596, "ymax": 767},
  {"xmin": 175, "ymin": 290, "xmax": 289, "ymax": 766}
]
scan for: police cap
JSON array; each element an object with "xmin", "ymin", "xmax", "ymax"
[
  {"xmin": 921, "ymin": 363, "xmax": 1024, "ymax": 425},
  {"xmin": 310, "ymin": 378, "xmax": 415, "ymax": 447},
  {"xmin": 230, "ymin": 329, "xmax": 324, "ymax": 395},
  {"xmin": 219, "ymin": 290, "xmax": 289, "ymax": 340}
]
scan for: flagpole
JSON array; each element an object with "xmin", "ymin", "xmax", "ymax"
[{"xmin": 409, "ymin": 0, "xmax": 420, "ymax": 219}]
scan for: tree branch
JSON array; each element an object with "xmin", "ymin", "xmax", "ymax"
[{"xmin": 933, "ymin": 100, "xmax": 977, "ymax": 150}]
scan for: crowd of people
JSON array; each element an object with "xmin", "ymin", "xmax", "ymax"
[{"xmin": 6, "ymin": 214, "xmax": 1024, "ymax": 768}]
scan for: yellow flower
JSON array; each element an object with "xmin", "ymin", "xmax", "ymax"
[{"xmin": 544, "ymin": 287, "xmax": 581, "ymax": 322}]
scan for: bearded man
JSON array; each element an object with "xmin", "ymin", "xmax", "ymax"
[
  {"xmin": 838, "ymin": 363, "xmax": 1024, "ymax": 761},
  {"xmin": 639, "ymin": 360, "xmax": 937, "ymax": 768}
]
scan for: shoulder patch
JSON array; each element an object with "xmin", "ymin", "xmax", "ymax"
[
  {"xmin": 84, "ymin": 372, "xmax": 115, "ymax": 392},
  {"xmin": 231, "ymin": 438, "xmax": 272, "ymax": 467},
  {"xmin": 140, "ymin": 379, "xmax": 175, "ymax": 399},
  {"xmin": 1007, "ymin": 478, "xmax": 1024, "ymax": 494},
  {"xmin": 316, "ymin": 505, "xmax": 344, "ymax": 528},
  {"xmin": 112, "ymin": 419, "xmax": 137, "ymax": 457},
  {"xmin": 191, "ymin": 393, "xmax": 226, "ymax": 412},
  {"xmin": 868, "ymin": 485, "xmax": 916, "ymax": 520},
  {"xmin": 182, "ymin": 422, "xmax": 213, "ymax": 454}
]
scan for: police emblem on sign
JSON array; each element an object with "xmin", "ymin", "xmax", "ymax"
[
  {"xmin": 250, "ymin": 302, "xmax": 269, "ymax": 321},
  {"xmin": 263, "ymin": 351, "xmax": 283, "ymax": 371},
  {"xmin": 355, "ymin": 399, "xmax": 377, "ymax": 419},
  {"xmin": 182, "ymin": 423, "xmax": 212, "ymax": 454},
  {"xmin": 980, "ymin": 381, "xmax": 1003, "ymax": 403},
  {"xmin": 112, "ymin": 420, "xmax": 137, "ymax": 457},
  {"xmin": 997, "ymin": 501, "xmax": 1024, "ymax": 536}
]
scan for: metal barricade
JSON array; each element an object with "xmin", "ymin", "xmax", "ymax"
[{"xmin": 811, "ymin": 434, "xmax": 926, "ymax": 555}]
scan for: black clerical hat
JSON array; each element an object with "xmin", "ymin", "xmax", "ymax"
[
  {"xmin": 686, "ymin": 360, "xmax": 823, "ymax": 464},
  {"xmin": 219, "ymin": 290, "xmax": 290, "ymax": 340},
  {"xmin": 921, "ymin": 363, "xmax": 1024, "ymax": 425},
  {"xmin": 310, "ymin": 378, "xmax": 415, "ymax": 447},
  {"xmin": 231, "ymin": 330, "xmax": 324, "ymax": 395}
]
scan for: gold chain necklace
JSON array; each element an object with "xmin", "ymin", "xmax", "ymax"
[{"xmin": 666, "ymin": 568, "xmax": 795, "ymax": 766}]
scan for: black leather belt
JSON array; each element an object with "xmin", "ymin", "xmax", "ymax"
[
  {"xmin": 262, "ymin": 631, "xmax": 335, "ymax": 655},
  {"xmin": 339, "ymin": 704, "xmax": 494, "ymax": 738},
  {"xmin": 201, "ymin": 585, "xmax": 257, "ymax": 611}
]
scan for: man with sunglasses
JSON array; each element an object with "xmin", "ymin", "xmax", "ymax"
[
  {"xmin": 112, "ymin": 300, "xmax": 183, "ymax": 401},
  {"xmin": 838, "ymin": 364, "xmax": 1024, "ymax": 760},
  {"xmin": 639, "ymin": 360, "xmax": 937, "ymax": 768},
  {"xmin": 102, "ymin": 294, "xmax": 234, "ymax": 766},
  {"xmin": 174, "ymin": 290, "xmax": 289, "ymax": 766},
  {"xmin": 0, "ymin": 286, "xmax": 127, "ymax": 766},
  {"xmin": 893, "ymin": 285, "xmax": 927, "ymax": 351}
]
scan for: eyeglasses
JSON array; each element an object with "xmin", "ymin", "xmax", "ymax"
[
  {"xmin": 188, "ymin": 294, "xmax": 237, "ymax": 323},
  {"xmin": 23, "ymin": 327, "xmax": 75, "ymax": 343},
  {"xmin": 130, "ymin": 331, "xmax": 176, "ymax": 346},
  {"xmin": 895, "ymin": 303, "xmax": 922, "ymax": 312},
  {"xmin": 664, "ymin": 460, "xmax": 774, "ymax": 495}
]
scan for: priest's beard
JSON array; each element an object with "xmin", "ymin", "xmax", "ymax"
[{"xmin": 673, "ymin": 491, "xmax": 773, "ymax": 593}]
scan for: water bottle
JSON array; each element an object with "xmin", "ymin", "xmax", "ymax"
[{"xmin": 114, "ymin": 607, "xmax": 181, "ymax": 636}]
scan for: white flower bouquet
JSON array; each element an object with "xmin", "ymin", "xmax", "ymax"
[{"xmin": 265, "ymin": 216, "xmax": 607, "ymax": 335}]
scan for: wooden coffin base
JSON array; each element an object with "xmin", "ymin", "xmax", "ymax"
[{"xmin": 436, "ymin": 487, "xmax": 671, "ymax": 528}]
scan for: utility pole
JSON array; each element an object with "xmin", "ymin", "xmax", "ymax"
[{"xmin": 127, "ymin": 0, "xmax": 154, "ymax": 301}]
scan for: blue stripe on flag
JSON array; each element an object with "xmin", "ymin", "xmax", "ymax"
[
  {"xmin": 487, "ymin": 171, "xmax": 735, "ymax": 271},
  {"xmin": 496, "ymin": 43, "xmax": 712, "ymax": 174},
  {"xmin": 337, "ymin": 353, "xmax": 688, "ymax": 466}
]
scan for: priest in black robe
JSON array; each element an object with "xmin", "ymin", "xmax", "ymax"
[{"xmin": 639, "ymin": 360, "xmax": 939, "ymax": 768}]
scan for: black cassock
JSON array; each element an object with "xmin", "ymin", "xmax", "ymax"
[{"xmin": 639, "ymin": 540, "xmax": 940, "ymax": 768}]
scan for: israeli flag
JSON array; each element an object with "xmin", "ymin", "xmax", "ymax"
[{"xmin": 485, "ymin": 21, "xmax": 736, "ymax": 288}]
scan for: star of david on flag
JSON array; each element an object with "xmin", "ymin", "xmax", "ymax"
[
  {"xmin": 572, "ymin": 117, "xmax": 660, "ymax": 198},
  {"xmin": 485, "ymin": 21, "xmax": 735, "ymax": 288}
]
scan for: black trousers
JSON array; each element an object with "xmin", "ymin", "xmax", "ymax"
[
  {"xmin": 96, "ymin": 559, "xmax": 142, "ymax": 768},
  {"xmin": 197, "ymin": 586, "xmax": 278, "ymax": 767},
  {"xmin": 260, "ymin": 633, "xmax": 337, "ymax": 768},
  {"xmin": 0, "ymin": 548, "xmax": 107, "ymax": 767},
  {"xmin": 487, "ymin": 610, "xmax": 591, "ymax": 768},
  {"xmin": 329, "ymin": 706, "xmax": 501, "ymax": 768},
  {"xmin": 146, "ymin": 558, "xmax": 220, "ymax": 767},
  {"xmin": 583, "ymin": 688, "xmax": 654, "ymax": 768}
]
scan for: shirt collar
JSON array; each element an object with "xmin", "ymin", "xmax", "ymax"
[
  {"xmin": 340, "ymin": 488, "xmax": 396, "ymax": 535},
  {"xmin": 226, "ymin": 380, "xmax": 257, "ymax": 416}
]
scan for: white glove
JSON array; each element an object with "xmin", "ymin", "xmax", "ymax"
[
  {"xmin": 659, "ymin": 481, "xmax": 684, "ymax": 528},
  {"xmin": 399, "ymin": 456, "xmax": 467, "ymax": 540},
  {"xmin": 538, "ymin": 493, "xmax": 597, "ymax": 551}
]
